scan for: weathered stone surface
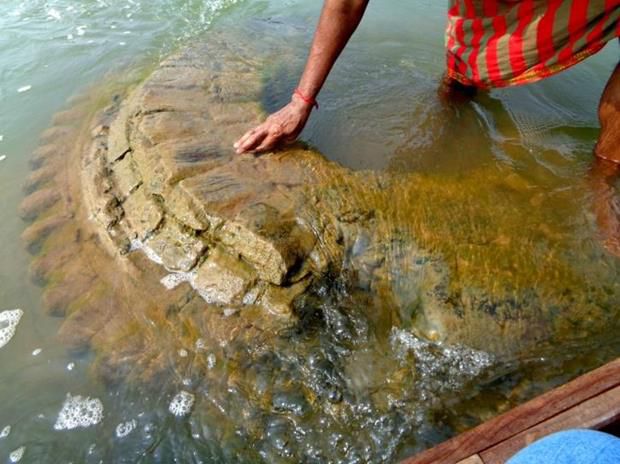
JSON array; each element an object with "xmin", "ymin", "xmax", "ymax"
[
  {"xmin": 19, "ymin": 26, "xmax": 620, "ymax": 393},
  {"xmin": 106, "ymin": 103, "xmax": 130, "ymax": 164},
  {"xmin": 30, "ymin": 144, "xmax": 60, "ymax": 169},
  {"xmin": 136, "ymin": 86, "xmax": 209, "ymax": 114},
  {"xmin": 194, "ymin": 247, "xmax": 257, "ymax": 304},
  {"xmin": 111, "ymin": 154, "xmax": 141, "ymax": 199},
  {"xmin": 23, "ymin": 164, "xmax": 57, "ymax": 194},
  {"xmin": 135, "ymin": 112, "xmax": 213, "ymax": 147},
  {"xmin": 21, "ymin": 215, "xmax": 67, "ymax": 253},
  {"xmin": 145, "ymin": 220, "xmax": 207, "ymax": 272},
  {"xmin": 18, "ymin": 187, "xmax": 60, "ymax": 220},
  {"xmin": 39, "ymin": 126, "xmax": 74, "ymax": 145},
  {"xmin": 219, "ymin": 204, "xmax": 313, "ymax": 285},
  {"xmin": 121, "ymin": 187, "xmax": 163, "ymax": 240},
  {"xmin": 14, "ymin": 25, "xmax": 620, "ymax": 464},
  {"xmin": 164, "ymin": 186, "xmax": 211, "ymax": 231},
  {"xmin": 258, "ymin": 278, "xmax": 313, "ymax": 317}
]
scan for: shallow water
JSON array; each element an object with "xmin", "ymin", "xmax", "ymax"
[{"xmin": 0, "ymin": 1, "xmax": 619, "ymax": 463}]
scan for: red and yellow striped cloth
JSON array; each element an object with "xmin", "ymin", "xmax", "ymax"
[{"xmin": 445, "ymin": 0, "xmax": 620, "ymax": 88}]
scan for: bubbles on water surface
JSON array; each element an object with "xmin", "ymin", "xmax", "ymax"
[
  {"xmin": 54, "ymin": 394, "xmax": 104, "ymax": 430},
  {"xmin": 207, "ymin": 353, "xmax": 216, "ymax": 369},
  {"xmin": 169, "ymin": 391, "xmax": 194, "ymax": 417},
  {"xmin": 115, "ymin": 419, "xmax": 137, "ymax": 438},
  {"xmin": 0, "ymin": 425, "xmax": 10, "ymax": 439},
  {"xmin": 390, "ymin": 328, "xmax": 494, "ymax": 394},
  {"xmin": 0, "ymin": 309, "xmax": 23, "ymax": 349},
  {"xmin": 9, "ymin": 446, "xmax": 25, "ymax": 463}
]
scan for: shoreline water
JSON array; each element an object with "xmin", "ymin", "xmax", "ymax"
[{"xmin": 0, "ymin": 1, "xmax": 618, "ymax": 462}]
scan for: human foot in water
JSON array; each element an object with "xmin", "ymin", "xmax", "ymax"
[
  {"xmin": 589, "ymin": 159, "xmax": 620, "ymax": 258},
  {"xmin": 595, "ymin": 63, "xmax": 620, "ymax": 164}
]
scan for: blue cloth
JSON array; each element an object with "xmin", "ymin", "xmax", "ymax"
[{"xmin": 507, "ymin": 429, "xmax": 620, "ymax": 464}]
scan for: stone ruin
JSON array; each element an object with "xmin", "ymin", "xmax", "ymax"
[{"xmin": 19, "ymin": 27, "xmax": 619, "ymax": 385}]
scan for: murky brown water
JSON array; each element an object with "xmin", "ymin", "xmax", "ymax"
[{"xmin": 0, "ymin": 1, "xmax": 619, "ymax": 463}]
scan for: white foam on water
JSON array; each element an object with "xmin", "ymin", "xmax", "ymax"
[
  {"xmin": 9, "ymin": 446, "xmax": 25, "ymax": 463},
  {"xmin": 115, "ymin": 419, "xmax": 137, "ymax": 438},
  {"xmin": 0, "ymin": 309, "xmax": 24, "ymax": 349},
  {"xmin": 54, "ymin": 394, "xmax": 104, "ymax": 430},
  {"xmin": 32, "ymin": 348, "xmax": 42, "ymax": 356},
  {"xmin": 0, "ymin": 425, "xmax": 10, "ymax": 438},
  {"xmin": 17, "ymin": 86, "xmax": 31, "ymax": 93},
  {"xmin": 195, "ymin": 338, "xmax": 206, "ymax": 350},
  {"xmin": 168, "ymin": 391, "xmax": 194, "ymax": 417},
  {"xmin": 119, "ymin": 42, "xmax": 126, "ymax": 46},
  {"xmin": 67, "ymin": 362, "xmax": 75, "ymax": 371},
  {"xmin": 0, "ymin": 155, "xmax": 6, "ymax": 162},
  {"xmin": 223, "ymin": 307, "xmax": 238, "ymax": 317},
  {"xmin": 76, "ymin": 26, "xmax": 87, "ymax": 36},
  {"xmin": 160, "ymin": 272, "xmax": 190, "ymax": 290},
  {"xmin": 130, "ymin": 239, "xmax": 163, "ymax": 266},
  {"xmin": 390, "ymin": 328, "xmax": 493, "ymax": 393},
  {"xmin": 47, "ymin": 8, "xmax": 62, "ymax": 20},
  {"xmin": 135, "ymin": 240, "xmax": 222, "ymax": 304},
  {"xmin": 67, "ymin": 34, "xmax": 74, "ymax": 40},
  {"xmin": 0, "ymin": 135, "xmax": 4, "ymax": 142},
  {"xmin": 136, "ymin": 238, "xmax": 253, "ymax": 306}
]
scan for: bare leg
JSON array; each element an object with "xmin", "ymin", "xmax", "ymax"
[
  {"xmin": 595, "ymin": 63, "xmax": 620, "ymax": 163},
  {"xmin": 589, "ymin": 159, "xmax": 620, "ymax": 257},
  {"xmin": 438, "ymin": 74, "xmax": 478, "ymax": 104}
]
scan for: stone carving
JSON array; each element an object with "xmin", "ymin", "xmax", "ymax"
[{"xmin": 20, "ymin": 29, "xmax": 618, "ymax": 383}]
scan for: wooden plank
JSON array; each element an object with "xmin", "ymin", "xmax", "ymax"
[
  {"xmin": 456, "ymin": 455, "xmax": 484, "ymax": 464},
  {"xmin": 480, "ymin": 386, "xmax": 620, "ymax": 463},
  {"xmin": 400, "ymin": 358, "xmax": 620, "ymax": 464}
]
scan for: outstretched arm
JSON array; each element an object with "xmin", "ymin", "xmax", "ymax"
[{"xmin": 234, "ymin": 0, "xmax": 370, "ymax": 154}]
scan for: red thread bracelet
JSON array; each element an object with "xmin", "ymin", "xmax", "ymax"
[{"xmin": 293, "ymin": 88, "xmax": 319, "ymax": 109}]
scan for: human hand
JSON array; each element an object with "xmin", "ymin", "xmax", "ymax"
[{"xmin": 234, "ymin": 96, "xmax": 313, "ymax": 154}]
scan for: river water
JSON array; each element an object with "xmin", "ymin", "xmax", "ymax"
[{"xmin": 0, "ymin": 1, "xmax": 619, "ymax": 463}]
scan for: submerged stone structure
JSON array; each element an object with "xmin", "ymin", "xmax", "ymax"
[
  {"xmin": 18, "ymin": 24, "xmax": 619, "ymax": 463},
  {"xmin": 21, "ymin": 28, "xmax": 620, "ymax": 360}
]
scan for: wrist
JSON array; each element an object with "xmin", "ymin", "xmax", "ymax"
[{"xmin": 291, "ymin": 88, "xmax": 318, "ymax": 110}]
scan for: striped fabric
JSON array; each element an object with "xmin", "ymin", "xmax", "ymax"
[{"xmin": 445, "ymin": 0, "xmax": 620, "ymax": 88}]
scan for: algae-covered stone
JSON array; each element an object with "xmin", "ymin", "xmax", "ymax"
[
  {"xmin": 19, "ymin": 24, "xmax": 620, "ymax": 396},
  {"xmin": 194, "ymin": 247, "xmax": 257, "ymax": 304},
  {"xmin": 111, "ymin": 154, "xmax": 141, "ymax": 199},
  {"xmin": 218, "ymin": 203, "xmax": 311, "ymax": 286},
  {"xmin": 121, "ymin": 187, "xmax": 163, "ymax": 241},
  {"xmin": 145, "ymin": 220, "xmax": 207, "ymax": 272}
]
